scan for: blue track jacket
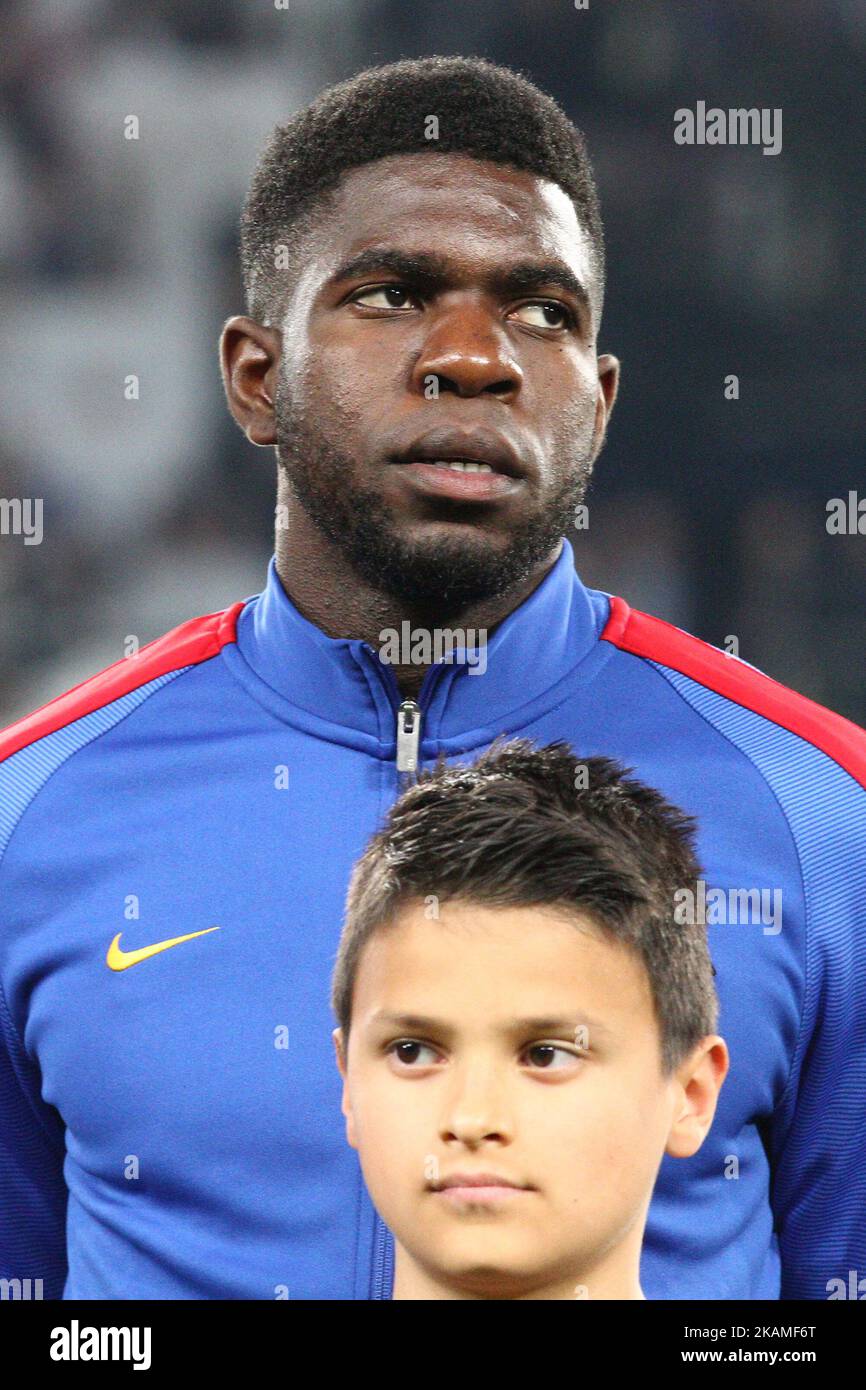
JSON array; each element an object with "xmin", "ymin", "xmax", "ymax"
[{"xmin": 1, "ymin": 537, "xmax": 864, "ymax": 1299}]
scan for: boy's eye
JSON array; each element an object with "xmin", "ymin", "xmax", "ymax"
[
  {"xmin": 522, "ymin": 1043, "xmax": 583, "ymax": 1071},
  {"xmin": 351, "ymin": 284, "xmax": 417, "ymax": 310},
  {"xmin": 388, "ymin": 1039, "xmax": 440, "ymax": 1067},
  {"xmin": 508, "ymin": 300, "xmax": 572, "ymax": 330}
]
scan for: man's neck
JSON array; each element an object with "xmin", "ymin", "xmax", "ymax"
[{"xmin": 274, "ymin": 503, "xmax": 562, "ymax": 700}]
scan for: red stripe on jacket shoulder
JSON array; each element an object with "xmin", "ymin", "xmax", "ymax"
[
  {"xmin": 601, "ymin": 595, "xmax": 866, "ymax": 789},
  {"xmin": 0, "ymin": 601, "xmax": 244, "ymax": 764}
]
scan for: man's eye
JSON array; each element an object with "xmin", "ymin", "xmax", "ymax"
[
  {"xmin": 351, "ymin": 285, "xmax": 417, "ymax": 310},
  {"xmin": 521, "ymin": 1042, "xmax": 583, "ymax": 1071},
  {"xmin": 388, "ymin": 1039, "xmax": 440, "ymax": 1067},
  {"xmin": 509, "ymin": 301, "xmax": 572, "ymax": 330}
]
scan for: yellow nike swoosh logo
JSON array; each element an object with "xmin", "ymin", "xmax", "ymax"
[{"xmin": 106, "ymin": 927, "xmax": 220, "ymax": 971}]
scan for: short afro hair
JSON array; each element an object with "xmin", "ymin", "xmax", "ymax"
[{"xmin": 240, "ymin": 55, "xmax": 605, "ymax": 326}]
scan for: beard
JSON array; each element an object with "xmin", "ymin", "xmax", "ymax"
[{"xmin": 274, "ymin": 388, "xmax": 594, "ymax": 614}]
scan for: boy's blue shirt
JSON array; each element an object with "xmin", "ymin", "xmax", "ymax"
[{"xmin": 1, "ymin": 536, "xmax": 864, "ymax": 1300}]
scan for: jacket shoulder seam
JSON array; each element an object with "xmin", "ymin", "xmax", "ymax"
[
  {"xmin": 0, "ymin": 602, "xmax": 244, "ymax": 767},
  {"xmin": 601, "ymin": 595, "xmax": 866, "ymax": 788}
]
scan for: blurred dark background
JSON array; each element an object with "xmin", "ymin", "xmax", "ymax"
[{"xmin": 1, "ymin": 0, "xmax": 863, "ymax": 725}]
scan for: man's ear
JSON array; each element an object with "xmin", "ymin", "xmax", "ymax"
[
  {"xmin": 590, "ymin": 353, "xmax": 620, "ymax": 460},
  {"xmin": 332, "ymin": 1027, "xmax": 358, "ymax": 1149},
  {"xmin": 665, "ymin": 1036, "xmax": 729, "ymax": 1159},
  {"xmin": 219, "ymin": 316, "xmax": 282, "ymax": 446}
]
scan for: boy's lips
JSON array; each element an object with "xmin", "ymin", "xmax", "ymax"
[{"xmin": 430, "ymin": 1171, "xmax": 535, "ymax": 1204}]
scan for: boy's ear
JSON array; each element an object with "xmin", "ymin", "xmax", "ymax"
[
  {"xmin": 331, "ymin": 1028, "xmax": 358, "ymax": 1149},
  {"xmin": 332, "ymin": 1027, "xmax": 347, "ymax": 1078},
  {"xmin": 665, "ymin": 1036, "xmax": 729, "ymax": 1159}
]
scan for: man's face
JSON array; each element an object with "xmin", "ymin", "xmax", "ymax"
[
  {"xmin": 272, "ymin": 153, "xmax": 619, "ymax": 609},
  {"xmin": 334, "ymin": 901, "xmax": 697, "ymax": 1300}
]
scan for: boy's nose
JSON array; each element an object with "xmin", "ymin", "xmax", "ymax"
[{"xmin": 440, "ymin": 1061, "xmax": 513, "ymax": 1143}]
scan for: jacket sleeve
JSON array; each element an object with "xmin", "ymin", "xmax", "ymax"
[
  {"xmin": 0, "ymin": 981, "xmax": 68, "ymax": 1299},
  {"xmin": 768, "ymin": 835, "xmax": 866, "ymax": 1300}
]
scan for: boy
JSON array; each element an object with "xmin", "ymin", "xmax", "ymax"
[{"xmin": 331, "ymin": 737, "xmax": 729, "ymax": 1300}]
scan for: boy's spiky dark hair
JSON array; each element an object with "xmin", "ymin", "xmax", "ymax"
[
  {"xmin": 240, "ymin": 55, "xmax": 605, "ymax": 325},
  {"xmin": 332, "ymin": 737, "xmax": 718, "ymax": 1077}
]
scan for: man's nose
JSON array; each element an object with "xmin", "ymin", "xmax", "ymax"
[{"xmin": 411, "ymin": 303, "xmax": 523, "ymax": 401}]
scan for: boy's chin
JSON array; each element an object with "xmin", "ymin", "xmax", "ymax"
[
  {"xmin": 438, "ymin": 1267, "xmax": 547, "ymax": 1300},
  {"xmin": 408, "ymin": 1239, "xmax": 570, "ymax": 1300}
]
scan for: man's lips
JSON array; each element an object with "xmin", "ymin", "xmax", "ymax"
[
  {"xmin": 389, "ymin": 427, "xmax": 528, "ymax": 503},
  {"xmin": 395, "ymin": 462, "xmax": 520, "ymax": 502},
  {"xmin": 392, "ymin": 427, "xmax": 525, "ymax": 478}
]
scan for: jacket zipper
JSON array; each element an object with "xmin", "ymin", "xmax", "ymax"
[
  {"xmin": 371, "ymin": 1210, "xmax": 395, "ymax": 1301},
  {"xmin": 371, "ymin": 664, "xmax": 442, "ymax": 1295},
  {"xmin": 395, "ymin": 699, "xmax": 423, "ymax": 775},
  {"xmin": 372, "ymin": 700, "xmax": 426, "ymax": 1296}
]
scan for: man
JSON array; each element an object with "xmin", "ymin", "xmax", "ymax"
[{"xmin": 0, "ymin": 56, "xmax": 864, "ymax": 1301}]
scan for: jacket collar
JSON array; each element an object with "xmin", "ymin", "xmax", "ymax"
[{"xmin": 232, "ymin": 536, "xmax": 608, "ymax": 747}]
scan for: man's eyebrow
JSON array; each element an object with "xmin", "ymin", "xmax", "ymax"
[
  {"xmin": 327, "ymin": 249, "xmax": 592, "ymax": 318},
  {"xmin": 496, "ymin": 261, "xmax": 592, "ymax": 318},
  {"xmin": 327, "ymin": 249, "xmax": 450, "ymax": 288}
]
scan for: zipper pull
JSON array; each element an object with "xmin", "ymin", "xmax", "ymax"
[{"xmin": 396, "ymin": 699, "xmax": 422, "ymax": 775}]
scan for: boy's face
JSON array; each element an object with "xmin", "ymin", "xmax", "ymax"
[{"xmin": 334, "ymin": 900, "xmax": 726, "ymax": 1300}]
